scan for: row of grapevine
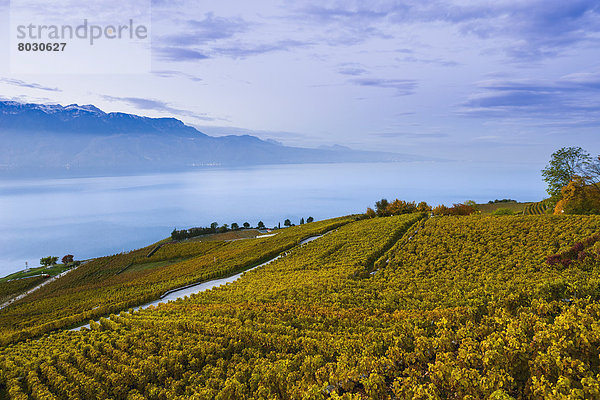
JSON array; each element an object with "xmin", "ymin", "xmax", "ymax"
[
  {"xmin": 0, "ymin": 214, "xmax": 421, "ymax": 399},
  {"xmin": 524, "ymin": 200, "xmax": 550, "ymax": 215},
  {"xmin": 2, "ymin": 214, "xmax": 600, "ymax": 398},
  {"xmin": 0, "ymin": 276, "xmax": 49, "ymax": 304},
  {"xmin": 0, "ymin": 216, "xmax": 355, "ymax": 345}
]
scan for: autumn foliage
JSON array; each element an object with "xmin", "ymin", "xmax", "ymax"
[
  {"xmin": 3, "ymin": 214, "xmax": 600, "ymax": 398},
  {"xmin": 554, "ymin": 177, "xmax": 600, "ymax": 215},
  {"xmin": 367, "ymin": 198, "xmax": 431, "ymax": 218},
  {"xmin": 432, "ymin": 203, "xmax": 477, "ymax": 216}
]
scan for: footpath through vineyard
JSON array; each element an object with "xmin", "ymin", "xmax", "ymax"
[
  {"xmin": 0, "ymin": 216, "xmax": 355, "ymax": 345},
  {"xmin": 71, "ymin": 229, "xmax": 340, "ymax": 331}
]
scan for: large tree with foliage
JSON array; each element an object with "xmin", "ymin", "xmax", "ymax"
[
  {"xmin": 40, "ymin": 256, "xmax": 58, "ymax": 267},
  {"xmin": 61, "ymin": 255, "xmax": 74, "ymax": 265},
  {"xmin": 375, "ymin": 198, "xmax": 389, "ymax": 217},
  {"xmin": 583, "ymin": 155, "xmax": 600, "ymax": 196},
  {"xmin": 542, "ymin": 147, "xmax": 592, "ymax": 196},
  {"xmin": 554, "ymin": 177, "xmax": 600, "ymax": 215}
]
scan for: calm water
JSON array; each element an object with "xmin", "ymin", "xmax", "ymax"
[{"xmin": 0, "ymin": 161, "xmax": 545, "ymax": 276}]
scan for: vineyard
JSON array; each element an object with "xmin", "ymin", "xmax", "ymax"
[
  {"xmin": 2, "ymin": 213, "xmax": 600, "ymax": 399},
  {"xmin": 523, "ymin": 200, "xmax": 551, "ymax": 215},
  {"xmin": 0, "ymin": 216, "xmax": 354, "ymax": 346},
  {"xmin": 0, "ymin": 276, "xmax": 48, "ymax": 305}
]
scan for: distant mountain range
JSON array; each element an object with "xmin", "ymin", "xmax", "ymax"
[{"xmin": 0, "ymin": 100, "xmax": 422, "ymax": 176}]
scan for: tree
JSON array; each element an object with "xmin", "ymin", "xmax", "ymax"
[
  {"xmin": 284, "ymin": 219, "xmax": 291, "ymax": 227},
  {"xmin": 554, "ymin": 177, "xmax": 600, "ymax": 215},
  {"xmin": 387, "ymin": 199, "xmax": 417, "ymax": 215},
  {"xmin": 417, "ymin": 201, "xmax": 432, "ymax": 212},
  {"xmin": 464, "ymin": 200, "xmax": 477, "ymax": 208},
  {"xmin": 375, "ymin": 199, "xmax": 389, "ymax": 217},
  {"xmin": 62, "ymin": 254, "xmax": 74, "ymax": 265},
  {"xmin": 257, "ymin": 221, "xmax": 265, "ymax": 229},
  {"xmin": 40, "ymin": 256, "xmax": 58, "ymax": 267},
  {"xmin": 307, "ymin": 216, "xmax": 314, "ymax": 223},
  {"xmin": 432, "ymin": 205, "xmax": 450, "ymax": 216},
  {"xmin": 448, "ymin": 203, "xmax": 477, "ymax": 216},
  {"xmin": 366, "ymin": 207, "xmax": 377, "ymax": 218},
  {"xmin": 581, "ymin": 155, "xmax": 600, "ymax": 196},
  {"xmin": 542, "ymin": 147, "xmax": 592, "ymax": 196},
  {"xmin": 210, "ymin": 222, "xmax": 219, "ymax": 232},
  {"xmin": 300, "ymin": 218, "xmax": 305, "ymax": 225},
  {"xmin": 231, "ymin": 223, "xmax": 239, "ymax": 230},
  {"xmin": 243, "ymin": 222, "xmax": 250, "ymax": 229}
]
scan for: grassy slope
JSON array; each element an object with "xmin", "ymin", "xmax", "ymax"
[{"xmin": 0, "ymin": 264, "xmax": 71, "ymax": 283}]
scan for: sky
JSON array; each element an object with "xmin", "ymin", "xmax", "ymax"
[{"xmin": 0, "ymin": 0, "xmax": 599, "ymax": 164}]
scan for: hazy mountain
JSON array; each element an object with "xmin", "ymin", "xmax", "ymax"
[{"xmin": 0, "ymin": 101, "xmax": 422, "ymax": 176}]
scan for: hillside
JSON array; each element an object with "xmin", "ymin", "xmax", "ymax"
[
  {"xmin": 0, "ymin": 101, "xmax": 422, "ymax": 176},
  {"xmin": 0, "ymin": 217, "xmax": 354, "ymax": 344},
  {"xmin": 2, "ymin": 213, "xmax": 600, "ymax": 398},
  {"xmin": 475, "ymin": 201, "xmax": 533, "ymax": 214}
]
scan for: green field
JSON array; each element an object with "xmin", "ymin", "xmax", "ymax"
[
  {"xmin": 2, "ymin": 213, "xmax": 600, "ymax": 398},
  {"xmin": 0, "ymin": 264, "xmax": 71, "ymax": 283}
]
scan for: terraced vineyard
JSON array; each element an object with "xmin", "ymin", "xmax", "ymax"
[
  {"xmin": 2, "ymin": 213, "xmax": 600, "ymax": 399},
  {"xmin": 0, "ymin": 216, "xmax": 354, "ymax": 345},
  {"xmin": 0, "ymin": 276, "xmax": 49, "ymax": 305}
]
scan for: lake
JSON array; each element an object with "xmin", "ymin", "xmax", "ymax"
[{"xmin": 0, "ymin": 161, "xmax": 546, "ymax": 276}]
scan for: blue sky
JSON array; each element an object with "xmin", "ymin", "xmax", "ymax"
[{"xmin": 0, "ymin": 0, "xmax": 599, "ymax": 164}]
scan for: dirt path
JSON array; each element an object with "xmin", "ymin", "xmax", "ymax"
[
  {"xmin": 0, "ymin": 266, "xmax": 80, "ymax": 310},
  {"xmin": 71, "ymin": 232, "xmax": 329, "ymax": 331}
]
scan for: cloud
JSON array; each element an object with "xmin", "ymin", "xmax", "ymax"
[
  {"xmin": 459, "ymin": 72, "xmax": 600, "ymax": 123},
  {"xmin": 337, "ymin": 64, "xmax": 368, "ymax": 76},
  {"xmin": 154, "ymin": 11, "xmax": 310, "ymax": 61},
  {"xmin": 350, "ymin": 78, "xmax": 417, "ymax": 96},
  {"xmin": 0, "ymin": 78, "xmax": 61, "ymax": 92},
  {"xmin": 155, "ymin": 47, "xmax": 209, "ymax": 62},
  {"xmin": 152, "ymin": 70, "xmax": 203, "ymax": 82},
  {"xmin": 395, "ymin": 54, "xmax": 459, "ymax": 67},
  {"xmin": 162, "ymin": 13, "xmax": 249, "ymax": 46},
  {"xmin": 375, "ymin": 132, "xmax": 448, "ymax": 139},
  {"xmin": 212, "ymin": 39, "xmax": 311, "ymax": 59},
  {"xmin": 294, "ymin": 0, "xmax": 600, "ymax": 62},
  {"xmin": 101, "ymin": 95, "xmax": 215, "ymax": 121}
]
